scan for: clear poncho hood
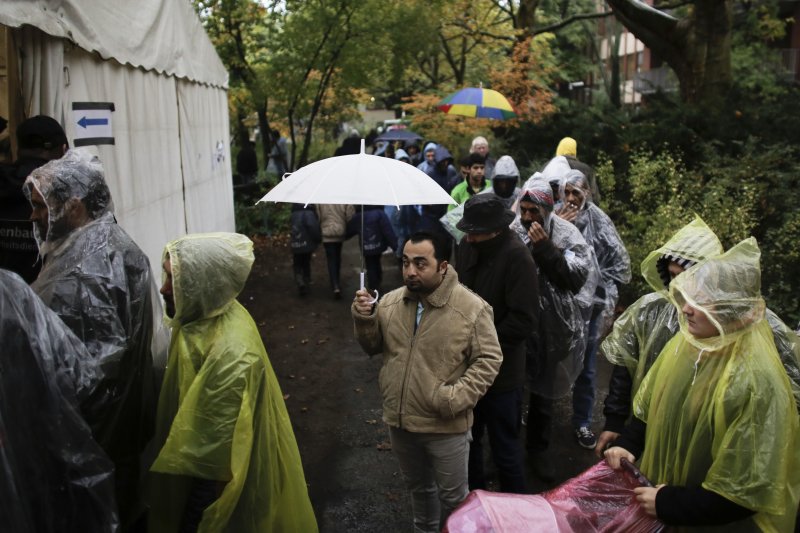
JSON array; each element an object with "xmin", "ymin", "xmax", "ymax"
[
  {"xmin": 670, "ymin": 237, "xmax": 765, "ymax": 351},
  {"xmin": 633, "ymin": 241, "xmax": 800, "ymax": 531},
  {"xmin": 641, "ymin": 215, "xmax": 723, "ymax": 295},
  {"xmin": 23, "ymin": 149, "xmax": 113, "ymax": 255},
  {"xmin": 164, "ymin": 232, "xmax": 255, "ymax": 326}
]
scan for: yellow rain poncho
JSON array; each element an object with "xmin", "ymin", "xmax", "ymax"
[
  {"xmin": 602, "ymin": 216, "xmax": 723, "ymax": 397},
  {"xmin": 149, "ymin": 233, "xmax": 317, "ymax": 533},
  {"xmin": 633, "ymin": 238, "xmax": 800, "ymax": 531}
]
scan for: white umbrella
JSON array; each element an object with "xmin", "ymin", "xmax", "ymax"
[
  {"xmin": 257, "ymin": 139, "xmax": 456, "ymax": 296},
  {"xmin": 257, "ymin": 140, "xmax": 456, "ymax": 207}
]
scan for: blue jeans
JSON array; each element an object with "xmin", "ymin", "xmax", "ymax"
[
  {"xmin": 572, "ymin": 310, "xmax": 600, "ymax": 428},
  {"xmin": 468, "ymin": 386, "xmax": 527, "ymax": 493},
  {"xmin": 389, "ymin": 427, "xmax": 470, "ymax": 533}
]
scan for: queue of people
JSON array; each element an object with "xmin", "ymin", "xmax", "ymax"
[
  {"xmin": 2, "ymin": 116, "xmax": 799, "ymax": 533},
  {"xmin": 350, "ymin": 134, "xmax": 800, "ymax": 532},
  {"xmin": 1, "ymin": 117, "xmax": 318, "ymax": 533}
]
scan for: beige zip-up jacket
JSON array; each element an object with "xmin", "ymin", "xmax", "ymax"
[{"xmin": 352, "ymin": 268, "xmax": 503, "ymax": 433}]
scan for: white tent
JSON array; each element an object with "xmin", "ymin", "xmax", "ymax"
[{"xmin": 0, "ymin": 0, "xmax": 234, "ymax": 269}]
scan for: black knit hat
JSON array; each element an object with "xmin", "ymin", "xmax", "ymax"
[{"xmin": 456, "ymin": 194, "xmax": 515, "ymax": 233}]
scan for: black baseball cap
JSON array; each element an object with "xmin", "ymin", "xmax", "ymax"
[{"xmin": 16, "ymin": 115, "xmax": 68, "ymax": 150}]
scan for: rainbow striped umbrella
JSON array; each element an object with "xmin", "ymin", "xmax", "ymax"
[{"xmin": 437, "ymin": 87, "xmax": 516, "ymax": 120}]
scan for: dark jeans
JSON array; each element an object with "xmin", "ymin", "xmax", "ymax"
[
  {"xmin": 526, "ymin": 392, "xmax": 553, "ymax": 452},
  {"xmin": 323, "ymin": 242, "xmax": 343, "ymax": 291},
  {"xmin": 572, "ymin": 309, "xmax": 600, "ymax": 428},
  {"xmin": 364, "ymin": 254, "xmax": 383, "ymax": 292},
  {"xmin": 468, "ymin": 386, "xmax": 527, "ymax": 493},
  {"xmin": 292, "ymin": 252, "xmax": 312, "ymax": 285}
]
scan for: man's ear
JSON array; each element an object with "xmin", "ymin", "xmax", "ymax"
[{"xmin": 439, "ymin": 260, "xmax": 449, "ymax": 274}]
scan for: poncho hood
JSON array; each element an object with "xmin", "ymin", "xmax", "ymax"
[
  {"xmin": 641, "ymin": 216, "xmax": 723, "ymax": 295},
  {"xmin": 23, "ymin": 148, "xmax": 113, "ymax": 256},
  {"xmin": 163, "ymin": 233, "xmax": 254, "ymax": 326},
  {"xmin": 670, "ymin": 237, "xmax": 765, "ymax": 350}
]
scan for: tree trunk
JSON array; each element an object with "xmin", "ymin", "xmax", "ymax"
[
  {"xmin": 605, "ymin": 0, "xmax": 733, "ymax": 104},
  {"xmin": 610, "ymin": 24, "xmax": 622, "ymax": 108},
  {"xmin": 255, "ymin": 100, "xmax": 272, "ymax": 171}
]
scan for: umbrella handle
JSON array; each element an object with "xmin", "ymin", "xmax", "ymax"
[{"xmin": 359, "ymin": 271, "xmax": 380, "ymax": 304}]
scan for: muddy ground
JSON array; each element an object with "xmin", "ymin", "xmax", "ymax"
[{"xmin": 240, "ymin": 235, "xmax": 611, "ymax": 532}]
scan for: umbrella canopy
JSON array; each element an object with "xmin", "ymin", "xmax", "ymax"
[
  {"xmin": 257, "ymin": 140, "xmax": 456, "ymax": 208},
  {"xmin": 374, "ymin": 129, "xmax": 423, "ymax": 143},
  {"xmin": 437, "ymin": 87, "xmax": 516, "ymax": 120}
]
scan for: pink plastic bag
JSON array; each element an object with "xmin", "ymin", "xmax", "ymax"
[{"xmin": 444, "ymin": 460, "xmax": 664, "ymax": 532}]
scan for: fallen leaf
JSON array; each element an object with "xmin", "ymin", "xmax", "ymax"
[
  {"xmin": 376, "ymin": 441, "xmax": 392, "ymax": 451},
  {"xmin": 300, "ymin": 339, "xmax": 309, "ymax": 345},
  {"xmin": 316, "ymin": 338, "xmax": 328, "ymax": 345},
  {"xmin": 365, "ymin": 419, "xmax": 378, "ymax": 425},
  {"xmin": 288, "ymin": 374, "xmax": 296, "ymax": 379},
  {"xmin": 301, "ymin": 407, "xmax": 308, "ymax": 413},
  {"xmin": 288, "ymin": 325, "xmax": 295, "ymax": 330},
  {"xmin": 283, "ymin": 394, "xmax": 290, "ymax": 400},
  {"xmin": 354, "ymin": 388, "xmax": 362, "ymax": 393}
]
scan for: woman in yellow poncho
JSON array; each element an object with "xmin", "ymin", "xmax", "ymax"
[
  {"xmin": 605, "ymin": 238, "xmax": 799, "ymax": 531},
  {"xmin": 148, "ymin": 232, "xmax": 318, "ymax": 533}
]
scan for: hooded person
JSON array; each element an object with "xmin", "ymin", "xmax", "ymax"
[
  {"xmin": 510, "ymin": 175, "xmax": 597, "ymax": 481},
  {"xmin": 598, "ymin": 217, "xmax": 800, "ymax": 455},
  {"xmin": 489, "ymin": 155, "xmax": 521, "ymax": 209},
  {"xmin": 23, "ymin": 148, "xmax": 157, "ymax": 531},
  {"xmin": 416, "ymin": 141, "xmax": 438, "ymax": 174},
  {"xmin": 540, "ymin": 138, "xmax": 600, "ymax": 203},
  {"xmin": 605, "ymin": 238, "xmax": 800, "ymax": 531},
  {"xmin": 149, "ymin": 232, "xmax": 318, "ymax": 533},
  {"xmin": 0, "ymin": 269, "xmax": 118, "ymax": 533},
  {"xmin": 557, "ymin": 168, "xmax": 631, "ymax": 449}
]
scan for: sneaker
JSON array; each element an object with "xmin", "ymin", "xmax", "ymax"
[
  {"xmin": 575, "ymin": 426, "xmax": 597, "ymax": 449},
  {"xmin": 333, "ymin": 288, "xmax": 342, "ymax": 300}
]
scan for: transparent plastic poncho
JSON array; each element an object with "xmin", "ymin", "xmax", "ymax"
[
  {"xmin": 510, "ymin": 176, "xmax": 598, "ymax": 398},
  {"xmin": 0, "ymin": 269, "xmax": 118, "ymax": 532},
  {"xmin": 560, "ymin": 170, "xmax": 631, "ymax": 333},
  {"xmin": 604, "ymin": 216, "xmax": 800, "ymax": 412},
  {"xmin": 602, "ymin": 216, "xmax": 723, "ymax": 397},
  {"xmin": 633, "ymin": 238, "xmax": 800, "ymax": 532},
  {"xmin": 149, "ymin": 233, "xmax": 318, "ymax": 533},
  {"xmin": 23, "ymin": 150, "xmax": 158, "ymax": 524}
]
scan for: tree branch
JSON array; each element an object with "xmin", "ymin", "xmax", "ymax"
[{"xmin": 533, "ymin": 10, "xmax": 614, "ymax": 35}]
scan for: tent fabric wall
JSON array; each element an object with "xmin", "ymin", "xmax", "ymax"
[
  {"xmin": 63, "ymin": 44, "xmax": 189, "ymax": 267},
  {"xmin": 0, "ymin": 0, "xmax": 227, "ymax": 89},
  {"xmin": 17, "ymin": 25, "xmax": 63, "ymax": 120},
  {"xmin": 9, "ymin": 24, "xmax": 234, "ymax": 271},
  {"xmin": 176, "ymin": 79, "xmax": 235, "ymax": 235}
]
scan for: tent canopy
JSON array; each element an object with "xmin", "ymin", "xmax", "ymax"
[{"xmin": 0, "ymin": 0, "xmax": 228, "ymax": 88}]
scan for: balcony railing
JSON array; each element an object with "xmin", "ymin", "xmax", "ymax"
[
  {"xmin": 632, "ymin": 66, "xmax": 679, "ymax": 95},
  {"xmin": 778, "ymin": 49, "xmax": 799, "ymax": 81}
]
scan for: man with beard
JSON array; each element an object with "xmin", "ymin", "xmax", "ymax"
[
  {"xmin": 511, "ymin": 175, "xmax": 597, "ymax": 483},
  {"xmin": 23, "ymin": 149, "xmax": 157, "ymax": 532},
  {"xmin": 456, "ymin": 195, "xmax": 539, "ymax": 494},
  {"xmin": 352, "ymin": 231, "xmax": 503, "ymax": 533}
]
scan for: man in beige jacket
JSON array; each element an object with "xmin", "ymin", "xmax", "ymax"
[{"xmin": 353, "ymin": 231, "xmax": 503, "ymax": 533}]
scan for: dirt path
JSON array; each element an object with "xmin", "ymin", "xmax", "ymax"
[{"xmin": 240, "ymin": 235, "xmax": 611, "ymax": 532}]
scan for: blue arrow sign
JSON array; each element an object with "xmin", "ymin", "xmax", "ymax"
[{"xmin": 77, "ymin": 116, "xmax": 109, "ymax": 129}]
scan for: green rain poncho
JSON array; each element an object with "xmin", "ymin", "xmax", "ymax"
[
  {"xmin": 603, "ymin": 216, "xmax": 800, "ymax": 411},
  {"xmin": 633, "ymin": 238, "xmax": 800, "ymax": 532},
  {"xmin": 602, "ymin": 216, "xmax": 723, "ymax": 398},
  {"xmin": 149, "ymin": 233, "xmax": 317, "ymax": 533}
]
